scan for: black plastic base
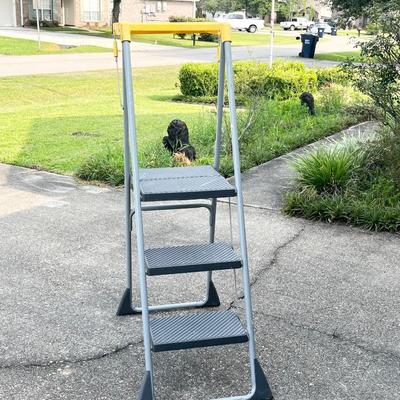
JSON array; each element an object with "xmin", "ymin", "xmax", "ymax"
[
  {"xmin": 138, "ymin": 371, "xmax": 153, "ymax": 400},
  {"xmin": 116, "ymin": 288, "xmax": 138, "ymax": 316},
  {"xmin": 117, "ymin": 282, "xmax": 220, "ymax": 316},
  {"xmin": 250, "ymin": 358, "xmax": 273, "ymax": 400},
  {"xmin": 203, "ymin": 280, "xmax": 220, "ymax": 307}
]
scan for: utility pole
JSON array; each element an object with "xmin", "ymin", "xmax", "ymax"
[
  {"xmin": 269, "ymin": 0, "xmax": 275, "ymax": 68},
  {"xmin": 33, "ymin": 0, "xmax": 41, "ymax": 51}
]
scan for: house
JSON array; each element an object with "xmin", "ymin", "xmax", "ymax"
[
  {"xmin": 0, "ymin": 0, "xmax": 197, "ymax": 28},
  {"xmin": 119, "ymin": 0, "xmax": 197, "ymax": 23},
  {"xmin": 0, "ymin": 0, "xmax": 110, "ymax": 28}
]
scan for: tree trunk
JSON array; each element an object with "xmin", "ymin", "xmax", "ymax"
[{"xmin": 112, "ymin": 0, "xmax": 122, "ymax": 25}]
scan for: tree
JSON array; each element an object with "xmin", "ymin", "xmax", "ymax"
[
  {"xmin": 112, "ymin": 0, "xmax": 122, "ymax": 24},
  {"xmin": 329, "ymin": 0, "xmax": 388, "ymax": 18},
  {"xmin": 344, "ymin": 2, "xmax": 400, "ymax": 184}
]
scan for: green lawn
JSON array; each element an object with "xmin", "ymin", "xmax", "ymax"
[
  {"xmin": 314, "ymin": 51, "xmax": 361, "ymax": 62},
  {"xmin": 0, "ymin": 36, "xmax": 109, "ymax": 55},
  {"xmin": 0, "ymin": 65, "xmax": 365, "ymax": 180},
  {"xmin": 0, "ymin": 66, "xmax": 205, "ymax": 174},
  {"xmin": 337, "ymin": 29, "xmax": 370, "ymax": 37}
]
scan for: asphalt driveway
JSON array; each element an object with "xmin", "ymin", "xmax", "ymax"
[{"xmin": 0, "ymin": 122, "xmax": 399, "ymax": 399}]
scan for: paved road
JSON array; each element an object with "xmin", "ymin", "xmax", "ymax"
[
  {"xmin": 0, "ymin": 27, "xmax": 353, "ymax": 77},
  {"xmin": 0, "ymin": 26, "xmax": 358, "ymax": 49},
  {"xmin": 0, "ymin": 45, "xmax": 340, "ymax": 77},
  {"xmin": 1, "ymin": 121, "xmax": 399, "ymax": 400}
]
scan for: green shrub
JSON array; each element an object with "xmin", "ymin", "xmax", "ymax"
[
  {"xmin": 284, "ymin": 129, "xmax": 400, "ymax": 232},
  {"xmin": 76, "ymin": 142, "xmax": 172, "ymax": 186},
  {"xmin": 179, "ymin": 63, "xmax": 219, "ymax": 97},
  {"xmin": 291, "ymin": 141, "xmax": 365, "ymax": 194},
  {"xmin": 198, "ymin": 33, "xmax": 218, "ymax": 42},
  {"xmin": 76, "ymin": 145, "xmax": 124, "ymax": 186},
  {"xmin": 316, "ymin": 67, "xmax": 349, "ymax": 86},
  {"xmin": 364, "ymin": 22, "xmax": 380, "ymax": 35},
  {"xmin": 168, "ymin": 16, "xmax": 207, "ymax": 22},
  {"xmin": 284, "ymin": 175, "xmax": 400, "ymax": 232},
  {"xmin": 179, "ymin": 61, "xmax": 318, "ymax": 100},
  {"xmin": 188, "ymin": 88, "xmax": 363, "ymax": 177}
]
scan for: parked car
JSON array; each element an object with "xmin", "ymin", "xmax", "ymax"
[
  {"xmin": 216, "ymin": 11, "xmax": 264, "ymax": 33},
  {"xmin": 280, "ymin": 17, "xmax": 314, "ymax": 31},
  {"xmin": 310, "ymin": 22, "xmax": 333, "ymax": 35},
  {"xmin": 321, "ymin": 18, "xmax": 337, "ymax": 27}
]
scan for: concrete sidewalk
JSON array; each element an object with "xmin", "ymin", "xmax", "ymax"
[{"xmin": 1, "ymin": 121, "xmax": 399, "ymax": 399}]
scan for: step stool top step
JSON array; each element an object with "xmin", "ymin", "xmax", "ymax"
[
  {"xmin": 139, "ymin": 166, "xmax": 236, "ymax": 201},
  {"xmin": 150, "ymin": 310, "xmax": 248, "ymax": 352},
  {"xmin": 145, "ymin": 242, "xmax": 242, "ymax": 276}
]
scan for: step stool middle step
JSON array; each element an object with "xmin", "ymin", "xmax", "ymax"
[
  {"xmin": 145, "ymin": 242, "xmax": 242, "ymax": 276},
  {"xmin": 139, "ymin": 165, "xmax": 236, "ymax": 201},
  {"xmin": 150, "ymin": 310, "xmax": 248, "ymax": 352}
]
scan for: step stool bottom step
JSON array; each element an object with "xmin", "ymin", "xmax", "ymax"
[{"xmin": 150, "ymin": 310, "xmax": 248, "ymax": 352}]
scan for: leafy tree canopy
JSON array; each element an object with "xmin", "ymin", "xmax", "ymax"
[
  {"xmin": 199, "ymin": 0, "xmax": 309, "ymax": 18},
  {"xmin": 329, "ymin": 0, "xmax": 393, "ymax": 18}
]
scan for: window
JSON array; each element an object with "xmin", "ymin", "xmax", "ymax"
[
  {"xmin": 29, "ymin": 0, "xmax": 53, "ymax": 21},
  {"xmin": 82, "ymin": 0, "xmax": 101, "ymax": 22},
  {"xmin": 162, "ymin": 1, "xmax": 167, "ymax": 11},
  {"xmin": 157, "ymin": 1, "xmax": 162, "ymax": 11},
  {"xmin": 228, "ymin": 14, "xmax": 244, "ymax": 19}
]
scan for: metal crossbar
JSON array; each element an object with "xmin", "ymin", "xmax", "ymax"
[{"xmin": 113, "ymin": 22, "xmax": 232, "ymax": 42}]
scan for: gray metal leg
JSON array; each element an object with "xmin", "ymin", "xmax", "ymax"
[
  {"xmin": 121, "ymin": 39, "xmax": 154, "ymax": 397},
  {"xmin": 224, "ymin": 41, "xmax": 271, "ymax": 398},
  {"xmin": 117, "ymin": 66, "xmax": 136, "ymax": 316},
  {"xmin": 205, "ymin": 40, "xmax": 227, "ymax": 308}
]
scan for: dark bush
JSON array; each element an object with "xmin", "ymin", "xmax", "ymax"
[{"xmin": 198, "ymin": 33, "xmax": 218, "ymax": 42}]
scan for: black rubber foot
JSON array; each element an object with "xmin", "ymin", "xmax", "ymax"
[
  {"xmin": 116, "ymin": 288, "xmax": 138, "ymax": 316},
  {"xmin": 203, "ymin": 280, "xmax": 220, "ymax": 307},
  {"xmin": 138, "ymin": 371, "xmax": 153, "ymax": 400},
  {"xmin": 250, "ymin": 358, "xmax": 273, "ymax": 400}
]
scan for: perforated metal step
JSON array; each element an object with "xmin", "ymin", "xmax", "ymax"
[
  {"xmin": 150, "ymin": 310, "xmax": 248, "ymax": 352},
  {"xmin": 139, "ymin": 166, "xmax": 236, "ymax": 201},
  {"xmin": 145, "ymin": 242, "xmax": 241, "ymax": 276}
]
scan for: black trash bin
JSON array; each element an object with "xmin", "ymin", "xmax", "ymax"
[
  {"xmin": 317, "ymin": 27, "xmax": 325, "ymax": 38},
  {"xmin": 298, "ymin": 34, "xmax": 319, "ymax": 58},
  {"xmin": 331, "ymin": 27, "xmax": 337, "ymax": 36}
]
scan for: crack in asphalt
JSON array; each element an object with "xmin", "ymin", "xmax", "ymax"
[
  {"xmin": 253, "ymin": 309, "xmax": 400, "ymax": 363},
  {"xmin": 227, "ymin": 225, "xmax": 306, "ymax": 309},
  {"xmin": 224, "ymin": 222, "xmax": 400, "ymax": 364},
  {"xmin": 0, "ymin": 339, "xmax": 143, "ymax": 370}
]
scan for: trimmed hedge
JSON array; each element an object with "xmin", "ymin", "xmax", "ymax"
[
  {"xmin": 316, "ymin": 67, "xmax": 349, "ymax": 86},
  {"xmin": 179, "ymin": 63, "xmax": 219, "ymax": 97},
  {"xmin": 179, "ymin": 61, "xmax": 346, "ymax": 100},
  {"xmin": 168, "ymin": 16, "xmax": 218, "ymax": 42},
  {"xmin": 179, "ymin": 61, "xmax": 317, "ymax": 100}
]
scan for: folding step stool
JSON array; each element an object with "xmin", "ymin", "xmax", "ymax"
[{"xmin": 113, "ymin": 22, "xmax": 273, "ymax": 400}]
